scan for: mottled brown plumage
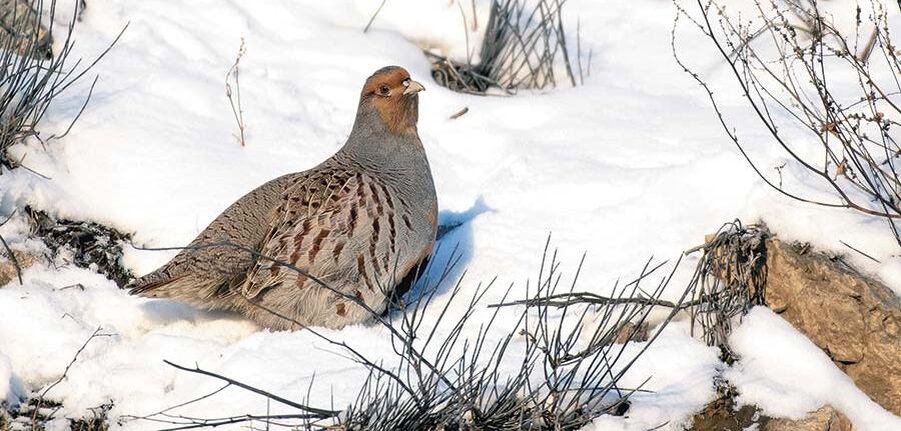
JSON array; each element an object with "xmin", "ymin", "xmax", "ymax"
[{"xmin": 129, "ymin": 66, "xmax": 436, "ymax": 330}]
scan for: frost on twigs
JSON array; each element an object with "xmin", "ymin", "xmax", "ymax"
[
  {"xmin": 673, "ymin": 0, "xmax": 901, "ymax": 249},
  {"xmin": 427, "ymin": 0, "xmax": 588, "ymax": 95},
  {"xmin": 125, "ymin": 239, "xmax": 697, "ymax": 430},
  {"xmin": 0, "ymin": 0, "xmax": 123, "ymax": 175}
]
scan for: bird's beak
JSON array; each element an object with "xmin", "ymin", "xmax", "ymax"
[{"xmin": 403, "ymin": 80, "xmax": 425, "ymax": 95}]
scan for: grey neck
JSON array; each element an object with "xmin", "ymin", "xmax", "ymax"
[{"xmin": 338, "ymin": 108, "xmax": 432, "ymax": 192}]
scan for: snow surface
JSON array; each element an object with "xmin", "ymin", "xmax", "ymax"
[
  {"xmin": 0, "ymin": 0, "xmax": 898, "ymax": 429},
  {"xmin": 727, "ymin": 307, "xmax": 901, "ymax": 430}
]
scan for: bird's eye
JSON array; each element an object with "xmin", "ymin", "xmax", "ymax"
[{"xmin": 378, "ymin": 84, "xmax": 391, "ymax": 96}]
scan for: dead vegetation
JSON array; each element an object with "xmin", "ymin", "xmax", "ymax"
[
  {"xmin": 122, "ymin": 239, "xmax": 699, "ymax": 430},
  {"xmin": 118, "ymin": 220, "xmax": 787, "ymax": 431},
  {"xmin": 24, "ymin": 207, "xmax": 132, "ymax": 286},
  {"xmin": 3, "ymin": 398, "xmax": 111, "ymax": 431},
  {"xmin": 224, "ymin": 38, "xmax": 246, "ymax": 147},
  {"xmin": 1, "ymin": 327, "xmax": 113, "ymax": 431},
  {"xmin": 685, "ymin": 221, "xmax": 768, "ymax": 362},
  {"xmin": 426, "ymin": 0, "xmax": 589, "ymax": 94},
  {"xmin": 0, "ymin": 0, "xmax": 123, "ymax": 175},
  {"xmin": 673, "ymin": 0, "xmax": 901, "ymax": 249},
  {"xmin": 0, "ymin": 0, "xmax": 123, "ymax": 290}
]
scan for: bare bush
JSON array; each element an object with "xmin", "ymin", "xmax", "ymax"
[
  {"xmin": 0, "ymin": 0, "xmax": 123, "ymax": 174},
  {"xmin": 674, "ymin": 0, "xmax": 901, "ymax": 248},
  {"xmin": 429, "ymin": 0, "xmax": 588, "ymax": 94}
]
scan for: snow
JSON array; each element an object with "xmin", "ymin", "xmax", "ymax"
[
  {"xmin": 0, "ymin": 352, "xmax": 16, "ymax": 405},
  {"xmin": 727, "ymin": 307, "xmax": 901, "ymax": 431},
  {"xmin": 0, "ymin": 0, "xmax": 897, "ymax": 429},
  {"xmin": 588, "ymin": 322, "xmax": 722, "ymax": 430}
]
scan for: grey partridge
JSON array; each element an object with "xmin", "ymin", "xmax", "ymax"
[{"xmin": 129, "ymin": 66, "xmax": 437, "ymax": 330}]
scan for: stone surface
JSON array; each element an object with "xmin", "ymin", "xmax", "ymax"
[
  {"xmin": 0, "ymin": 0, "xmax": 52, "ymax": 58},
  {"xmin": 687, "ymin": 393, "xmax": 763, "ymax": 431},
  {"xmin": 611, "ymin": 321, "xmax": 649, "ymax": 344},
  {"xmin": 764, "ymin": 406, "xmax": 852, "ymax": 431},
  {"xmin": 0, "ymin": 248, "xmax": 37, "ymax": 287},
  {"xmin": 689, "ymin": 397, "xmax": 852, "ymax": 431},
  {"xmin": 765, "ymin": 239, "xmax": 901, "ymax": 416}
]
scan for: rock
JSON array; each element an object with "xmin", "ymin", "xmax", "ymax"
[
  {"xmin": 765, "ymin": 239, "xmax": 901, "ymax": 416},
  {"xmin": 687, "ymin": 392, "xmax": 764, "ymax": 431},
  {"xmin": 0, "ymin": 248, "xmax": 38, "ymax": 287},
  {"xmin": 611, "ymin": 321, "xmax": 649, "ymax": 343},
  {"xmin": 0, "ymin": 0, "xmax": 52, "ymax": 58},
  {"xmin": 764, "ymin": 406, "xmax": 852, "ymax": 431},
  {"xmin": 689, "ymin": 392, "xmax": 852, "ymax": 431}
]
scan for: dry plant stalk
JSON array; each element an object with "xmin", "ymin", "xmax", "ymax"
[
  {"xmin": 225, "ymin": 38, "xmax": 246, "ymax": 147},
  {"xmin": 674, "ymin": 0, "xmax": 901, "ymax": 248}
]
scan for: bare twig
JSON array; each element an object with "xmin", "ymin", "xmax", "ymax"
[
  {"xmin": 31, "ymin": 327, "xmax": 113, "ymax": 428},
  {"xmin": 363, "ymin": 0, "xmax": 388, "ymax": 33},
  {"xmin": 839, "ymin": 240, "xmax": 881, "ymax": 263},
  {"xmin": 162, "ymin": 361, "xmax": 338, "ymax": 418},
  {"xmin": 225, "ymin": 38, "xmax": 247, "ymax": 147},
  {"xmin": 449, "ymin": 107, "xmax": 469, "ymax": 119}
]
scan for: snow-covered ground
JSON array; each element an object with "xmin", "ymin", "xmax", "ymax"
[{"xmin": 0, "ymin": 0, "xmax": 899, "ymax": 429}]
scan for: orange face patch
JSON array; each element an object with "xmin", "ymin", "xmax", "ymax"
[
  {"xmin": 359, "ymin": 66, "xmax": 419, "ymax": 135},
  {"xmin": 360, "ymin": 66, "xmax": 411, "ymax": 99}
]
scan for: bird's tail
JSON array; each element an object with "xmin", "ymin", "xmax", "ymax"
[{"xmin": 127, "ymin": 271, "xmax": 186, "ymax": 297}]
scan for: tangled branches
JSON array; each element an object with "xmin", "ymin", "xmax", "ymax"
[
  {"xmin": 506, "ymin": 222, "xmax": 770, "ymax": 362},
  {"xmin": 674, "ymin": 0, "xmax": 901, "ymax": 248},
  {"xmin": 125, "ymin": 239, "xmax": 696, "ymax": 430},
  {"xmin": 685, "ymin": 220, "xmax": 768, "ymax": 361}
]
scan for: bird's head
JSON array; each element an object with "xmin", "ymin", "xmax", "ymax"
[{"xmin": 357, "ymin": 66, "xmax": 425, "ymax": 136}]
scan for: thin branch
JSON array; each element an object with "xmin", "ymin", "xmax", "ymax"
[{"xmin": 162, "ymin": 361, "xmax": 339, "ymax": 418}]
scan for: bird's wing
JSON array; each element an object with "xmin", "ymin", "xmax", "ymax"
[
  {"xmin": 128, "ymin": 172, "xmax": 301, "ymax": 299},
  {"xmin": 240, "ymin": 168, "xmax": 403, "ymax": 301}
]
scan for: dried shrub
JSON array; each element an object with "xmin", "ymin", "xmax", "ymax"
[
  {"xmin": 0, "ymin": 0, "xmax": 122, "ymax": 174},
  {"xmin": 429, "ymin": 0, "xmax": 587, "ymax": 94}
]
